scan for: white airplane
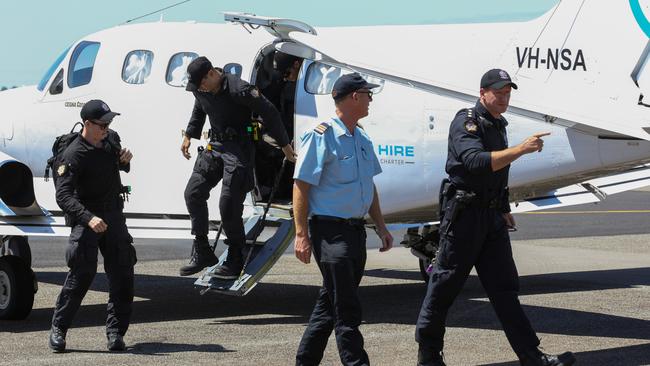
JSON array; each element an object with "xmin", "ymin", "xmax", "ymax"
[{"xmin": 1, "ymin": 0, "xmax": 650, "ymax": 320}]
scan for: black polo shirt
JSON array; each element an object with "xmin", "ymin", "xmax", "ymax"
[{"xmin": 445, "ymin": 100, "xmax": 510, "ymax": 211}]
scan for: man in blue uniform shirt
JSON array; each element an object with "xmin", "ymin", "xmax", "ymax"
[
  {"xmin": 293, "ymin": 73, "xmax": 394, "ymax": 366},
  {"xmin": 414, "ymin": 69, "xmax": 576, "ymax": 366}
]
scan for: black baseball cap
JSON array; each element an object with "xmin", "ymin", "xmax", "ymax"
[
  {"xmin": 332, "ymin": 72, "xmax": 380, "ymax": 100},
  {"xmin": 185, "ymin": 56, "xmax": 213, "ymax": 91},
  {"xmin": 80, "ymin": 99, "xmax": 120, "ymax": 124},
  {"xmin": 480, "ymin": 69, "xmax": 518, "ymax": 90}
]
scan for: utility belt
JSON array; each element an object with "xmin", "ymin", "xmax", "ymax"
[
  {"xmin": 441, "ymin": 181, "xmax": 504, "ymax": 207},
  {"xmin": 439, "ymin": 179, "xmax": 506, "ymax": 234},
  {"xmin": 310, "ymin": 215, "xmax": 366, "ymax": 228},
  {"xmin": 208, "ymin": 121, "xmax": 261, "ymax": 144},
  {"xmin": 208, "ymin": 127, "xmax": 243, "ymax": 142},
  {"xmin": 64, "ymin": 191, "xmax": 127, "ymax": 227}
]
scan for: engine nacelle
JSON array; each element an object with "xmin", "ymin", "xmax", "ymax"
[{"xmin": 0, "ymin": 153, "xmax": 45, "ymax": 216}]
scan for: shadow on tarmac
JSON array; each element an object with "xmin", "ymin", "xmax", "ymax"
[
  {"xmin": 128, "ymin": 342, "xmax": 233, "ymax": 355},
  {"xmin": 480, "ymin": 343, "xmax": 650, "ymax": 366},
  {"xmin": 2, "ymin": 266, "xmax": 648, "ymax": 365},
  {"xmin": 60, "ymin": 343, "xmax": 232, "ymax": 356}
]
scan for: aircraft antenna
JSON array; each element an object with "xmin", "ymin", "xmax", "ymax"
[{"xmin": 123, "ymin": 0, "xmax": 192, "ymax": 24}]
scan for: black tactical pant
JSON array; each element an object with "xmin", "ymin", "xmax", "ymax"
[
  {"xmin": 184, "ymin": 142, "xmax": 254, "ymax": 247},
  {"xmin": 52, "ymin": 210, "xmax": 136, "ymax": 336},
  {"xmin": 415, "ymin": 204, "xmax": 539, "ymax": 354},
  {"xmin": 296, "ymin": 218, "xmax": 369, "ymax": 366}
]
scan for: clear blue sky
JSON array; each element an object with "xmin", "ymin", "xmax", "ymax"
[{"xmin": 0, "ymin": 0, "xmax": 558, "ymax": 87}]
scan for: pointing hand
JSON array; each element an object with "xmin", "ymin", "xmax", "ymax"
[{"xmin": 519, "ymin": 132, "xmax": 550, "ymax": 154}]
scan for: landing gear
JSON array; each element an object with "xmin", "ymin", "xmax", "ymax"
[
  {"xmin": 401, "ymin": 225, "xmax": 440, "ymax": 282},
  {"xmin": 0, "ymin": 256, "xmax": 36, "ymax": 320},
  {"xmin": 2, "ymin": 236, "xmax": 31, "ymax": 267},
  {"xmin": 0, "ymin": 236, "xmax": 36, "ymax": 320}
]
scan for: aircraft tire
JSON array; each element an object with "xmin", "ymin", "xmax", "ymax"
[
  {"xmin": 0, "ymin": 256, "xmax": 35, "ymax": 320},
  {"xmin": 4, "ymin": 236, "xmax": 31, "ymax": 267}
]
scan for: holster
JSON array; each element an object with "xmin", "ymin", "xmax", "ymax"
[
  {"xmin": 439, "ymin": 178, "xmax": 478, "ymax": 235},
  {"xmin": 438, "ymin": 178, "xmax": 452, "ymax": 220}
]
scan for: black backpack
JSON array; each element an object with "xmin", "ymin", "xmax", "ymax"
[{"xmin": 44, "ymin": 122, "xmax": 84, "ymax": 183}]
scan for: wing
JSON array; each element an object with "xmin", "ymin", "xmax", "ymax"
[{"xmin": 511, "ymin": 164, "xmax": 650, "ymax": 213}]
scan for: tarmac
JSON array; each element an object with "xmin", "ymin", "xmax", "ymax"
[{"xmin": 1, "ymin": 189, "xmax": 649, "ymax": 365}]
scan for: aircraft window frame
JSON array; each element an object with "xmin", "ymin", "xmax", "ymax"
[
  {"xmin": 122, "ymin": 50, "xmax": 154, "ymax": 85},
  {"xmin": 166, "ymin": 52, "xmax": 199, "ymax": 88},
  {"xmin": 48, "ymin": 69, "xmax": 64, "ymax": 95},
  {"xmin": 67, "ymin": 41, "xmax": 101, "ymax": 89},
  {"xmin": 37, "ymin": 46, "xmax": 70, "ymax": 91},
  {"xmin": 304, "ymin": 62, "xmax": 385, "ymax": 95},
  {"xmin": 223, "ymin": 63, "xmax": 243, "ymax": 78}
]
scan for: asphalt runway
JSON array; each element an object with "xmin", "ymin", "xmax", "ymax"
[{"xmin": 1, "ymin": 189, "xmax": 649, "ymax": 365}]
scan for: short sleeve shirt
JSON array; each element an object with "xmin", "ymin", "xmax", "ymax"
[{"xmin": 294, "ymin": 117, "xmax": 382, "ymax": 218}]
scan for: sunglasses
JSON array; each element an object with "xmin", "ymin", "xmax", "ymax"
[
  {"xmin": 355, "ymin": 90, "xmax": 373, "ymax": 101},
  {"xmin": 89, "ymin": 120, "xmax": 111, "ymax": 130}
]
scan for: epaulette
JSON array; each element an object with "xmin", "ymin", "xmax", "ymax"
[
  {"xmin": 461, "ymin": 108, "xmax": 479, "ymax": 133},
  {"xmin": 465, "ymin": 108, "xmax": 476, "ymax": 120},
  {"xmin": 313, "ymin": 122, "xmax": 331, "ymax": 135}
]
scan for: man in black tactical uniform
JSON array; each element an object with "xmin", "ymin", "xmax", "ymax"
[
  {"xmin": 180, "ymin": 56, "xmax": 296, "ymax": 278},
  {"xmin": 414, "ymin": 69, "xmax": 576, "ymax": 366},
  {"xmin": 258, "ymin": 52, "xmax": 302, "ymax": 200},
  {"xmin": 49, "ymin": 99, "xmax": 135, "ymax": 353}
]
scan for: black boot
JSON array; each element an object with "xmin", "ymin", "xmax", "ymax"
[
  {"xmin": 210, "ymin": 245, "xmax": 244, "ymax": 279},
  {"xmin": 107, "ymin": 332, "xmax": 126, "ymax": 351},
  {"xmin": 417, "ymin": 346, "xmax": 446, "ymax": 366},
  {"xmin": 48, "ymin": 325, "xmax": 66, "ymax": 353},
  {"xmin": 519, "ymin": 348, "xmax": 576, "ymax": 366},
  {"xmin": 179, "ymin": 237, "xmax": 218, "ymax": 276}
]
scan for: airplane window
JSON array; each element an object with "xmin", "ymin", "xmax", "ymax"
[
  {"xmin": 305, "ymin": 62, "xmax": 341, "ymax": 94},
  {"xmin": 37, "ymin": 46, "xmax": 70, "ymax": 91},
  {"xmin": 166, "ymin": 52, "xmax": 198, "ymax": 87},
  {"xmin": 122, "ymin": 50, "xmax": 154, "ymax": 84},
  {"xmin": 305, "ymin": 62, "xmax": 385, "ymax": 95},
  {"xmin": 223, "ymin": 63, "xmax": 243, "ymax": 78},
  {"xmin": 49, "ymin": 69, "xmax": 64, "ymax": 95},
  {"xmin": 68, "ymin": 41, "xmax": 101, "ymax": 88}
]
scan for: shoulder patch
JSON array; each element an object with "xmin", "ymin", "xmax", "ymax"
[
  {"xmin": 464, "ymin": 120, "xmax": 478, "ymax": 133},
  {"xmin": 57, "ymin": 164, "xmax": 67, "ymax": 177},
  {"xmin": 462, "ymin": 107, "xmax": 479, "ymax": 132},
  {"xmin": 313, "ymin": 122, "xmax": 331, "ymax": 135}
]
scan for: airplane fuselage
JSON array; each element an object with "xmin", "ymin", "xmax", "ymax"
[{"xmin": 1, "ymin": 1, "xmax": 649, "ymax": 225}]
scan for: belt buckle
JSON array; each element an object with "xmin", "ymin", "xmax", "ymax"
[{"xmin": 346, "ymin": 218, "xmax": 364, "ymax": 227}]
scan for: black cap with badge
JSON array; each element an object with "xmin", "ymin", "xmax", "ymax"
[
  {"xmin": 80, "ymin": 99, "xmax": 120, "ymax": 124},
  {"xmin": 185, "ymin": 56, "xmax": 213, "ymax": 92},
  {"xmin": 332, "ymin": 72, "xmax": 380, "ymax": 100},
  {"xmin": 480, "ymin": 69, "xmax": 518, "ymax": 90}
]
